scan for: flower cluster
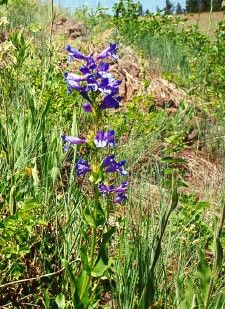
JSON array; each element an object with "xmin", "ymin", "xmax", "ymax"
[
  {"xmin": 63, "ymin": 44, "xmax": 128, "ymax": 204},
  {"xmin": 62, "ymin": 133, "xmax": 128, "ymax": 203},
  {"xmin": 98, "ymin": 181, "xmax": 128, "ymax": 204},
  {"xmin": 64, "ymin": 43, "xmax": 122, "ymax": 111}
]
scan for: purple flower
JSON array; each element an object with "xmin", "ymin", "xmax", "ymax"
[
  {"xmin": 114, "ymin": 192, "xmax": 127, "ymax": 204},
  {"xmin": 83, "ymin": 102, "xmax": 93, "ymax": 113},
  {"xmin": 76, "ymin": 158, "xmax": 91, "ymax": 176},
  {"xmin": 66, "ymin": 45, "xmax": 89, "ymax": 61},
  {"xmin": 98, "ymin": 181, "xmax": 128, "ymax": 203},
  {"xmin": 102, "ymin": 155, "xmax": 128, "ymax": 176},
  {"xmin": 96, "ymin": 43, "xmax": 118, "ymax": 61},
  {"xmin": 86, "ymin": 56, "xmax": 97, "ymax": 70},
  {"xmin": 80, "ymin": 66, "xmax": 91, "ymax": 75},
  {"xmin": 64, "ymin": 73, "xmax": 85, "ymax": 92},
  {"xmin": 107, "ymin": 130, "xmax": 116, "ymax": 147},
  {"xmin": 61, "ymin": 135, "xmax": 87, "ymax": 151},
  {"xmin": 65, "ymin": 44, "xmax": 122, "ymax": 111},
  {"xmin": 102, "ymin": 154, "xmax": 115, "ymax": 167},
  {"xmin": 97, "ymin": 62, "xmax": 110, "ymax": 72},
  {"xmin": 98, "ymin": 74, "xmax": 121, "ymax": 96},
  {"xmin": 94, "ymin": 130, "xmax": 115, "ymax": 148},
  {"xmin": 98, "ymin": 183, "xmax": 115, "ymax": 195},
  {"xmin": 66, "ymin": 72, "xmax": 86, "ymax": 82},
  {"xmin": 100, "ymin": 94, "xmax": 121, "ymax": 110},
  {"xmin": 61, "ymin": 135, "xmax": 86, "ymax": 144},
  {"xmin": 114, "ymin": 181, "xmax": 128, "ymax": 193}
]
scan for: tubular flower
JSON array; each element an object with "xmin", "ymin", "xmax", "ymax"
[
  {"xmin": 102, "ymin": 155, "xmax": 128, "ymax": 176},
  {"xmin": 114, "ymin": 181, "xmax": 128, "ymax": 193},
  {"xmin": 76, "ymin": 158, "xmax": 91, "ymax": 176},
  {"xmin": 94, "ymin": 130, "xmax": 115, "ymax": 148},
  {"xmin": 98, "ymin": 181, "xmax": 128, "ymax": 204},
  {"xmin": 96, "ymin": 43, "xmax": 118, "ymax": 61},
  {"xmin": 100, "ymin": 94, "xmax": 121, "ymax": 110},
  {"xmin": 66, "ymin": 45, "xmax": 89, "ymax": 61},
  {"xmin": 98, "ymin": 183, "xmax": 115, "ymax": 195},
  {"xmin": 114, "ymin": 192, "xmax": 127, "ymax": 204},
  {"xmin": 61, "ymin": 135, "xmax": 87, "ymax": 151},
  {"xmin": 83, "ymin": 102, "xmax": 93, "ymax": 113},
  {"xmin": 113, "ymin": 182, "xmax": 128, "ymax": 203}
]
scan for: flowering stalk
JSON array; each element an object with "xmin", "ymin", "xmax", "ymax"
[{"xmin": 62, "ymin": 43, "xmax": 128, "ymax": 306}]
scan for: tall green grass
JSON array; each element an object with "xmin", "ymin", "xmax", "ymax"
[{"xmin": 0, "ymin": 1, "xmax": 225, "ymax": 307}]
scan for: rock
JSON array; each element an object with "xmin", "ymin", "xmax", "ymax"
[
  {"xmin": 55, "ymin": 17, "xmax": 67, "ymax": 26},
  {"xmin": 167, "ymin": 107, "xmax": 178, "ymax": 114},
  {"xmin": 53, "ymin": 16, "xmax": 86, "ymax": 39},
  {"xmin": 67, "ymin": 23, "xmax": 85, "ymax": 39},
  {"xmin": 148, "ymin": 77, "xmax": 187, "ymax": 109},
  {"xmin": 186, "ymin": 130, "xmax": 198, "ymax": 143},
  {"xmin": 111, "ymin": 61, "xmax": 141, "ymax": 101},
  {"xmin": 0, "ymin": 32, "xmax": 6, "ymax": 44}
]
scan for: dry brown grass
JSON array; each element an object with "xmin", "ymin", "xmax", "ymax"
[{"xmin": 178, "ymin": 11, "xmax": 225, "ymax": 36}]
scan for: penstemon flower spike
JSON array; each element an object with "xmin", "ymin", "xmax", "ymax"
[{"xmin": 61, "ymin": 43, "xmax": 128, "ymax": 307}]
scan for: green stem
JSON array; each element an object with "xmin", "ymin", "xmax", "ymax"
[
  {"xmin": 79, "ymin": 204, "xmax": 98, "ymax": 304},
  {"xmin": 90, "ymin": 224, "xmax": 97, "ymax": 268},
  {"xmin": 205, "ymin": 198, "xmax": 225, "ymax": 308}
]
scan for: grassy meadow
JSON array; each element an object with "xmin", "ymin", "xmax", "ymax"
[{"xmin": 0, "ymin": 0, "xmax": 225, "ymax": 308}]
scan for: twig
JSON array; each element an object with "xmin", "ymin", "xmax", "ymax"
[
  {"xmin": 0, "ymin": 259, "xmax": 76, "ymax": 289},
  {"xmin": 20, "ymin": 303, "xmax": 39, "ymax": 307},
  {"xmin": 0, "ymin": 267, "xmax": 64, "ymax": 289}
]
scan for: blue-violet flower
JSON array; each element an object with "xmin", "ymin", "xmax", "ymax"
[
  {"xmin": 94, "ymin": 130, "xmax": 115, "ymax": 148},
  {"xmin": 102, "ymin": 155, "xmax": 128, "ymax": 176},
  {"xmin": 76, "ymin": 158, "xmax": 91, "ymax": 176}
]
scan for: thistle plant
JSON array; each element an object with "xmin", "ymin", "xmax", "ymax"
[{"xmin": 61, "ymin": 43, "xmax": 128, "ymax": 307}]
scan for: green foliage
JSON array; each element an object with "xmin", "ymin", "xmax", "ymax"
[
  {"xmin": 0, "ymin": 0, "xmax": 8, "ymax": 5},
  {"xmin": 0, "ymin": 199, "xmax": 44, "ymax": 281},
  {"xmin": 113, "ymin": 12, "xmax": 225, "ymax": 116},
  {"xmin": 113, "ymin": 0, "xmax": 142, "ymax": 19},
  {"xmin": 0, "ymin": 0, "xmax": 224, "ymax": 307}
]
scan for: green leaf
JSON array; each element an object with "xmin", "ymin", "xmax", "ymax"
[
  {"xmin": 215, "ymin": 237, "xmax": 224, "ymax": 271},
  {"xmin": 91, "ymin": 259, "xmax": 108, "ymax": 278},
  {"xmin": 197, "ymin": 249, "xmax": 211, "ymax": 299},
  {"xmin": 80, "ymin": 245, "xmax": 91, "ymax": 274},
  {"xmin": 94, "ymin": 202, "xmax": 106, "ymax": 227},
  {"xmin": 102, "ymin": 226, "xmax": 116, "ymax": 245},
  {"xmin": 195, "ymin": 201, "xmax": 211, "ymax": 210},
  {"xmin": 0, "ymin": 0, "xmax": 8, "ymax": 5},
  {"xmin": 44, "ymin": 290, "xmax": 51, "ymax": 309},
  {"xmin": 185, "ymin": 279, "xmax": 196, "ymax": 309},
  {"xmin": 62, "ymin": 259, "xmax": 76, "ymax": 298},
  {"xmin": 175, "ymin": 277, "xmax": 185, "ymax": 308},
  {"xmin": 193, "ymin": 285, "xmax": 205, "ymax": 309},
  {"xmin": 84, "ymin": 208, "xmax": 96, "ymax": 227},
  {"xmin": 21, "ymin": 198, "xmax": 39, "ymax": 212},
  {"xmin": 214, "ymin": 289, "xmax": 225, "ymax": 309},
  {"xmin": 99, "ymin": 227, "xmax": 116, "ymax": 264},
  {"xmin": 76, "ymin": 270, "xmax": 89, "ymax": 307},
  {"xmin": 55, "ymin": 294, "xmax": 66, "ymax": 309},
  {"xmin": 89, "ymin": 171, "xmax": 103, "ymax": 184}
]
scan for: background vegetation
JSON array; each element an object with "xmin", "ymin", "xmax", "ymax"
[{"xmin": 0, "ymin": 0, "xmax": 224, "ymax": 308}]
